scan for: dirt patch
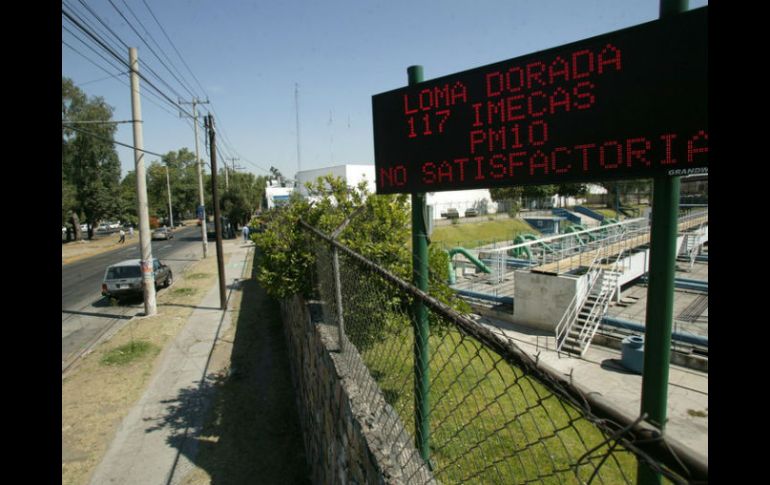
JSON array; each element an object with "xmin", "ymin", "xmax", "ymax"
[{"xmin": 61, "ymin": 249, "xmax": 228, "ymax": 485}]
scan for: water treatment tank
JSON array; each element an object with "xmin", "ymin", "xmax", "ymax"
[{"xmin": 621, "ymin": 335, "xmax": 645, "ymax": 374}]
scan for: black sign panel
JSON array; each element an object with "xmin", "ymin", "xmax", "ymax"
[{"xmin": 372, "ymin": 7, "xmax": 707, "ymax": 194}]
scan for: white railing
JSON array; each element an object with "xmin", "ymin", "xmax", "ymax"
[{"xmin": 456, "ymin": 209, "xmax": 706, "ymax": 297}]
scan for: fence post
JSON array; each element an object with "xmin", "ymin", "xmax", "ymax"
[
  {"xmin": 332, "ymin": 247, "xmax": 345, "ymax": 353},
  {"xmin": 329, "ymin": 206, "xmax": 365, "ymax": 353},
  {"xmin": 408, "ymin": 64, "xmax": 431, "ymax": 465}
]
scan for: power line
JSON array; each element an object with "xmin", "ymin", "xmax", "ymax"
[
  {"xmin": 141, "ymin": 0, "xmax": 208, "ymax": 100},
  {"xmin": 62, "ymin": 8, "xmax": 194, "ymax": 119},
  {"xmin": 75, "ymin": 72, "xmax": 128, "ymax": 87},
  {"xmin": 64, "ymin": 2, "xmax": 254, "ymax": 174},
  {"xmin": 64, "ymin": 1, "xmax": 195, "ymax": 119},
  {"xmin": 62, "ymin": 119, "xmax": 136, "ymax": 124},
  {"xmin": 119, "ymin": 0, "xmax": 199, "ymax": 100},
  {"xmin": 71, "ymin": 0, "xmax": 129, "ymax": 51},
  {"xmin": 107, "ymin": 0, "xmax": 191, "ymax": 103},
  {"xmin": 62, "ymin": 38, "xmax": 126, "ymax": 83},
  {"xmin": 67, "ymin": 124, "xmax": 165, "ymax": 158},
  {"xmin": 62, "ymin": 37, "xmax": 182, "ymax": 120},
  {"xmin": 62, "ymin": 23, "xmax": 126, "ymax": 76}
]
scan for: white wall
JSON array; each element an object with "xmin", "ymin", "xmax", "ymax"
[
  {"xmin": 295, "ymin": 164, "xmax": 375, "ymax": 197},
  {"xmin": 512, "ymin": 271, "xmax": 587, "ymax": 332},
  {"xmin": 427, "ymin": 189, "xmax": 498, "ymax": 220}
]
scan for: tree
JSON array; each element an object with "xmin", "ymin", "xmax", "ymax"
[
  {"xmin": 252, "ymin": 175, "xmax": 462, "ymax": 322},
  {"xmin": 556, "ymin": 183, "xmax": 587, "ymax": 207},
  {"xmin": 125, "ymin": 148, "xmax": 202, "ymax": 225},
  {"xmin": 118, "ymin": 170, "xmax": 138, "ymax": 226},
  {"xmin": 522, "ymin": 185, "xmax": 557, "ymax": 209},
  {"xmin": 599, "ymin": 179, "xmax": 651, "ymax": 211},
  {"xmin": 219, "ymin": 171, "xmax": 266, "ymax": 226},
  {"xmin": 268, "ymin": 166, "xmax": 285, "ymax": 186},
  {"xmin": 62, "ymin": 77, "xmax": 122, "ymax": 239},
  {"xmin": 490, "ymin": 187, "xmax": 524, "ymax": 216}
]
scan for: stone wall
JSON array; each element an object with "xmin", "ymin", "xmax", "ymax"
[{"xmin": 280, "ymin": 294, "xmax": 435, "ymax": 485}]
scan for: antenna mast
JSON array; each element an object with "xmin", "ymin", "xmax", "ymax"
[{"xmin": 295, "ymin": 83, "xmax": 301, "ymax": 176}]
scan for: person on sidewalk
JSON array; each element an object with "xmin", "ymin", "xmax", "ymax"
[
  {"xmin": 242, "ymin": 224, "xmax": 250, "ymax": 242},
  {"xmin": 128, "ymin": 226, "xmax": 134, "ymax": 238},
  {"xmin": 118, "ymin": 229, "xmax": 126, "ymax": 244}
]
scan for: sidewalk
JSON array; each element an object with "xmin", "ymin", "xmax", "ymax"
[{"xmin": 87, "ymin": 239, "xmax": 309, "ymax": 484}]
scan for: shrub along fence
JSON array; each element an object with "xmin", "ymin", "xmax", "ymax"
[{"xmin": 299, "ymin": 219, "xmax": 706, "ymax": 484}]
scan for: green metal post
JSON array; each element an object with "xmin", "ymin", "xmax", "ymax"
[
  {"xmin": 639, "ymin": 4, "xmax": 687, "ymax": 484},
  {"xmin": 409, "ymin": 65, "xmax": 431, "ymax": 464}
]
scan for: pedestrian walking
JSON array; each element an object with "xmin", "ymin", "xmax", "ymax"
[
  {"xmin": 128, "ymin": 226, "xmax": 134, "ymax": 238},
  {"xmin": 118, "ymin": 228, "xmax": 126, "ymax": 244},
  {"xmin": 242, "ymin": 224, "xmax": 250, "ymax": 242}
]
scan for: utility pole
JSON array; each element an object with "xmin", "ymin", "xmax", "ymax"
[
  {"xmin": 165, "ymin": 164, "xmax": 174, "ymax": 229},
  {"xmin": 180, "ymin": 97, "xmax": 210, "ymax": 258},
  {"xmin": 206, "ymin": 114, "xmax": 227, "ymax": 309},
  {"xmin": 129, "ymin": 47, "xmax": 157, "ymax": 316}
]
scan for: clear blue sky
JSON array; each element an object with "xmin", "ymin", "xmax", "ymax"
[{"xmin": 61, "ymin": 0, "xmax": 707, "ymax": 180}]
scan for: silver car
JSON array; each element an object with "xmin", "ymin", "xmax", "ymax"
[
  {"xmin": 101, "ymin": 258, "xmax": 173, "ymax": 300},
  {"xmin": 152, "ymin": 227, "xmax": 174, "ymax": 240}
]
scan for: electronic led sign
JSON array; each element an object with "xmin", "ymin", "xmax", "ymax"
[{"xmin": 372, "ymin": 7, "xmax": 707, "ymax": 194}]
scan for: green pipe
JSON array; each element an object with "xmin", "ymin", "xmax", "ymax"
[
  {"xmin": 522, "ymin": 233, "xmax": 554, "ymax": 253},
  {"xmin": 565, "ymin": 225, "xmax": 587, "ymax": 245},
  {"xmin": 510, "ymin": 234, "xmax": 533, "ymax": 259},
  {"xmin": 448, "ymin": 247, "xmax": 491, "ymax": 273}
]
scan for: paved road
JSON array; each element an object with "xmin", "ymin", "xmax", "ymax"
[{"xmin": 62, "ymin": 226, "xmax": 207, "ymax": 373}]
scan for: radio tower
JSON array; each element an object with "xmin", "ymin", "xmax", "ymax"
[{"xmin": 295, "ymin": 83, "xmax": 301, "ymax": 178}]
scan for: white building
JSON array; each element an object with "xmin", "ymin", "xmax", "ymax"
[
  {"xmin": 264, "ymin": 185, "xmax": 294, "ymax": 209},
  {"xmin": 295, "ymin": 164, "xmax": 376, "ymax": 197},
  {"xmin": 294, "ymin": 164, "xmax": 502, "ymax": 221}
]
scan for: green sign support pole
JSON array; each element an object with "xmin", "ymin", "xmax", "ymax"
[
  {"xmin": 638, "ymin": 3, "xmax": 687, "ymax": 483},
  {"xmin": 408, "ymin": 65, "xmax": 431, "ymax": 464}
]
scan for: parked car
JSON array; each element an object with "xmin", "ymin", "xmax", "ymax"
[
  {"xmin": 465, "ymin": 208, "xmax": 479, "ymax": 217},
  {"xmin": 442, "ymin": 208, "xmax": 459, "ymax": 219},
  {"xmin": 152, "ymin": 227, "xmax": 174, "ymax": 240},
  {"xmin": 101, "ymin": 258, "xmax": 173, "ymax": 300}
]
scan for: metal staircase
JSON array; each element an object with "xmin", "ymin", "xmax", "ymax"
[
  {"xmin": 683, "ymin": 222, "xmax": 707, "ymax": 270},
  {"xmin": 555, "ymin": 252, "xmax": 624, "ymax": 357},
  {"xmin": 560, "ymin": 270, "xmax": 620, "ymax": 356}
]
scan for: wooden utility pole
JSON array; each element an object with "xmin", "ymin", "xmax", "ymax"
[{"xmin": 206, "ymin": 114, "xmax": 227, "ymax": 309}]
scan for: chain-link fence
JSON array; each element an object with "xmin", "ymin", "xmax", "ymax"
[{"xmin": 301, "ymin": 219, "xmax": 705, "ymax": 484}]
